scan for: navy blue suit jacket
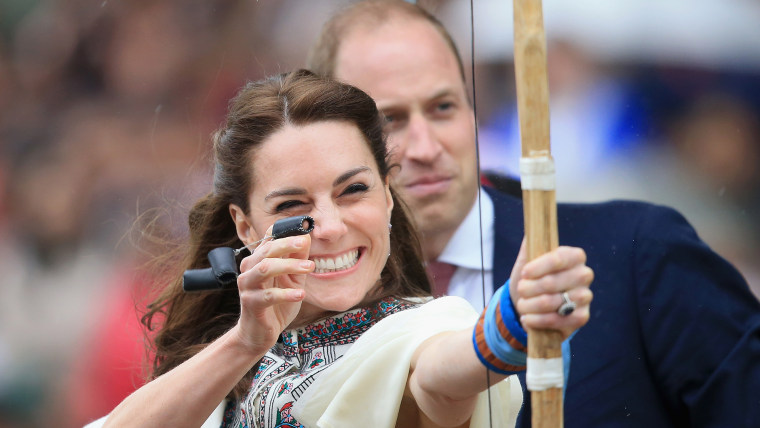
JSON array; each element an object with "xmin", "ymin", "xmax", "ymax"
[{"xmin": 484, "ymin": 187, "xmax": 760, "ymax": 427}]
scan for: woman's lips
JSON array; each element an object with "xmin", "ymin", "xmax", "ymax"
[{"xmin": 310, "ymin": 248, "xmax": 361, "ymax": 274}]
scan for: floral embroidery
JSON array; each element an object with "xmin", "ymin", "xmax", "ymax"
[
  {"xmin": 309, "ymin": 352, "xmax": 324, "ymax": 369},
  {"xmin": 276, "ymin": 382, "xmax": 292, "ymax": 397},
  {"xmin": 274, "ymin": 402, "xmax": 304, "ymax": 428}
]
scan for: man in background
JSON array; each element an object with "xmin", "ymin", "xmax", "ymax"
[{"xmin": 307, "ymin": 1, "xmax": 760, "ymax": 426}]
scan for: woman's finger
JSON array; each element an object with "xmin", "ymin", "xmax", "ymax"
[
  {"xmin": 516, "ymin": 287, "xmax": 593, "ymax": 315},
  {"xmin": 239, "ymin": 234, "xmax": 312, "ymax": 274},
  {"xmin": 509, "ymin": 238, "xmax": 528, "ymax": 282},
  {"xmin": 520, "ymin": 246, "xmax": 587, "ymax": 280},
  {"xmin": 239, "ymin": 286, "xmax": 305, "ymax": 310},
  {"xmin": 519, "ymin": 305, "xmax": 591, "ymax": 338},
  {"xmin": 258, "ymin": 234, "xmax": 311, "ymax": 260},
  {"xmin": 516, "ymin": 265, "xmax": 594, "ymax": 299},
  {"xmin": 237, "ymin": 257, "xmax": 314, "ymax": 290},
  {"xmin": 508, "ymin": 238, "xmax": 528, "ymax": 308},
  {"xmin": 239, "ymin": 223, "xmax": 277, "ymax": 271}
]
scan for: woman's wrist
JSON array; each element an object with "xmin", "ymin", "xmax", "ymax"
[
  {"xmin": 227, "ymin": 325, "xmax": 274, "ymax": 361},
  {"xmin": 472, "ymin": 281, "xmax": 527, "ymax": 375}
]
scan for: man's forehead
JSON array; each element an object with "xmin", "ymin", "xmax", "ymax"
[
  {"xmin": 335, "ymin": 20, "xmax": 466, "ymax": 104},
  {"xmin": 335, "ymin": 16, "xmax": 455, "ymax": 72}
]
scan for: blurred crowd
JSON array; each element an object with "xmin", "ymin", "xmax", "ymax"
[
  {"xmin": 0, "ymin": 1, "xmax": 758, "ymax": 427},
  {"xmin": 474, "ymin": 40, "xmax": 760, "ymax": 293}
]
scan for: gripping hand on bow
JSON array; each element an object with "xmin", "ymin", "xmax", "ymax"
[{"xmin": 509, "ymin": 239, "xmax": 594, "ymax": 339}]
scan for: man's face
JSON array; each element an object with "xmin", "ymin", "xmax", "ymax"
[{"xmin": 334, "ymin": 17, "xmax": 478, "ymax": 256}]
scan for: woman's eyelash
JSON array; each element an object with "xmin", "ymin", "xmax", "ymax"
[
  {"xmin": 343, "ymin": 183, "xmax": 369, "ymax": 194},
  {"xmin": 275, "ymin": 200, "xmax": 304, "ymax": 211},
  {"xmin": 275, "ymin": 183, "xmax": 368, "ymax": 211}
]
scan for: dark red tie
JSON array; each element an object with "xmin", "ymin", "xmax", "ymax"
[{"xmin": 426, "ymin": 261, "xmax": 457, "ymax": 297}]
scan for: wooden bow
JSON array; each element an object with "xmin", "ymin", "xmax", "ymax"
[
  {"xmin": 513, "ymin": 0, "xmax": 563, "ymax": 426},
  {"xmin": 466, "ymin": 0, "xmax": 562, "ymax": 425}
]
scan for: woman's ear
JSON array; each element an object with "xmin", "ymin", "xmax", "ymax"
[
  {"xmin": 229, "ymin": 203, "xmax": 259, "ymax": 245},
  {"xmin": 384, "ymin": 176, "xmax": 394, "ymax": 219}
]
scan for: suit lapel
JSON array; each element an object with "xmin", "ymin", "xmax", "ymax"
[{"xmin": 484, "ymin": 187, "xmax": 525, "ymax": 292}]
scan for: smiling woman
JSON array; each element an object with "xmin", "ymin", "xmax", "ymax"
[
  {"xmin": 230, "ymin": 120, "xmax": 398, "ymax": 325},
  {"xmin": 87, "ymin": 69, "xmax": 592, "ymax": 428}
]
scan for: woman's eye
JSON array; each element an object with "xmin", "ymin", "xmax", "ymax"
[
  {"xmin": 342, "ymin": 183, "xmax": 369, "ymax": 195},
  {"xmin": 275, "ymin": 200, "xmax": 304, "ymax": 211}
]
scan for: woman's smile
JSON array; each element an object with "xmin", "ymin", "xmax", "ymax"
[{"xmin": 310, "ymin": 248, "xmax": 361, "ymax": 274}]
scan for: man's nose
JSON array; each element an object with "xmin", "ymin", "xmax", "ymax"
[{"xmin": 404, "ymin": 113, "xmax": 443, "ymax": 163}]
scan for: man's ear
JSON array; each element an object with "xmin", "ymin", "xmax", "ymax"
[{"xmin": 229, "ymin": 203, "xmax": 258, "ymax": 245}]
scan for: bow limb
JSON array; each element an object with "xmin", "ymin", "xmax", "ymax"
[{"xmin": 513, "ymin": 0, "xmax": 564, "ymax": 427}]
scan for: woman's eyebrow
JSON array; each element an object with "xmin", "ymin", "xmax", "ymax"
[
  {"xmin": 264, "ymin": 187, "xmax": 305, "ymax": 201},
  {"xmin": 263, "ymin": 167, "xmax": 370, "ymax": 201},
  {"xmin": 333, "ymin": 166, "xmax": 370, "ymax": 187}
]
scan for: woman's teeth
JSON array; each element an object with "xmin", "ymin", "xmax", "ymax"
[{"xmin": 313, "ymin": 249, "xmax": 360, "ymax": 273}]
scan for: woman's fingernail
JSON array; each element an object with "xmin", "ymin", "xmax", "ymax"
[{"xmin": 300, "ymin": 260, "xmax": 313, "ymax": 269}]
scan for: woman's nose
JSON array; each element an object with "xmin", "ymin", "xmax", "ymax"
[{"xmin": 310, "ymin": 205, "xmax": 347, "ymax": 241}]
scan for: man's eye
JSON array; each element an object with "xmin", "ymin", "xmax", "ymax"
[
  {"xmin": 382, "ymin": 112, "xmax": 406, "ymax": 131},
  {"xmin": 276, "ymin": 200, "xmax": 304, "ymax": 211},
  {"xmin": 383, "ymin": 114, "xmax": 400, "ymax": 128},
  {"xmin": 437, "ymin": 101, "xmax": 453, "ymax": 112},
  {"xmin": 342, "ymin": 183, "xmax": 369, "ymax": 195}
]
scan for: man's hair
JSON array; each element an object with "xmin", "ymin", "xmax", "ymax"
[{"xmin": 307, "ymin": 0, "xmax": 466, "ymax": 82}]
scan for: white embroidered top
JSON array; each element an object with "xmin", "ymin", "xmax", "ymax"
[{"xmin": 222, "ymin": 296, "xmax": 522, "ymax": 428}]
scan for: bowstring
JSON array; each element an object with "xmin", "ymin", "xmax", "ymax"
[{"xmin": 468, "ymin": 0, "xmax": 494, "ymax": 426}]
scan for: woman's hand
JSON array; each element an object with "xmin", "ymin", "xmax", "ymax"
[
  {"xmin": 101, "ymin": 225, "xmax": 315, "ymax": 428},
  {"xmin": 509, "ymin": 239, "xmax": 594, "ymax": 339},
  {"xmin": 234, "ymin": 226, "xmax": 315, "ymax": 354}
]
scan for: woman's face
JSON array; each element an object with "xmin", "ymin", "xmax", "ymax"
[{"xmin": 238, "ymin": 120, "xmax": 393, "ymax": 322}]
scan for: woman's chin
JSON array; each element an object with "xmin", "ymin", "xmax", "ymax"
[
  {"xmin": 291, "ymin": 297, "xmax": 359, "ymax": 325},
  {"xmin": 315, "ymin": 297, "xmax": 363, "ymax": 314}
]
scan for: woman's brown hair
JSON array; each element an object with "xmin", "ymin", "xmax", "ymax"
[{"xmin": 142, "ymin": 69, "xmax": 430, "ymax": 398}]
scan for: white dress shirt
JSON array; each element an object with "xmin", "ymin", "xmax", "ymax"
[{"xmin": 436, "ymin": 188, "xmax": 496, "ymax": 311}]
